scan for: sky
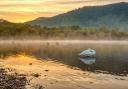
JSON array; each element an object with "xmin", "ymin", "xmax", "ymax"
[{"xmin": 0, "ymin": 0, "xmax": 127, "ymax": 23}]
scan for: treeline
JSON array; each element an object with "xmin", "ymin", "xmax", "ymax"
[{"xmin": 0, "ymin": 20, "xmax": 128, "ymax": 40}]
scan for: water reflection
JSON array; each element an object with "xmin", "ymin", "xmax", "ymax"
[
  {"xmin": 0, "ymin": 41, "xmax": 128, "ymax": 76},
  {"xmin": 79, "ymin": 57, "xmax": 96, "ymax": 65}
]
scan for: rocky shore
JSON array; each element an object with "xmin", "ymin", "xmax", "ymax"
[{"xmin": 0, "ymin": 68, "xmax": 27, "ymax": 89}]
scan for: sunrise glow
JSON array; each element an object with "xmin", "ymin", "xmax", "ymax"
[{"xmin": 0, "ymin": 0, "xmax": 128, "ymax": 22}]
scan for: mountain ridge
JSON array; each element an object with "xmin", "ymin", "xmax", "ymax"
[{"xmin": 27, "ymin": 2, "xmax": 128, "ymax": 31}]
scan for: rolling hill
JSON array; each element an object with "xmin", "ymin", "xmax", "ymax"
[{"xmin": 27, "ymin": 2, "xmax": 128, "ymax": 31}]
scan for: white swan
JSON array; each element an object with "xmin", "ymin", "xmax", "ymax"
[{"xmin": 79, "ymin": 48, "xmax": 96, "ymax": 57}]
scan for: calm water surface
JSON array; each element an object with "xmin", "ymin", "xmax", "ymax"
[{"xmin": 0, "ymin": 40, "xmax": 128, "ymax": 76}]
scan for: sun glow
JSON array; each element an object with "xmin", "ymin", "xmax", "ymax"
[{"xmin": 0, "ymin": 0, "xmax": 128, "ymax": 22}]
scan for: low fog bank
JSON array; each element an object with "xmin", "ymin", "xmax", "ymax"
[
  {"xmin": 0, "ymin": 21, "xmax": 128, "ymax": 40},
  {"xmin": 0, "ymin": 40, "xmax": 128, "ymax": 44}
]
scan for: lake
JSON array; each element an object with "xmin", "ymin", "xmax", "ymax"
[{"xmin": 0, "ymin": 40, "xmax": 128, "ymax": 76}]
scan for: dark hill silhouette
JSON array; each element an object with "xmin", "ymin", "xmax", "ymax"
[{"xmin": 27, "ymin": 2, "xmax": 128, "ymax": 31}]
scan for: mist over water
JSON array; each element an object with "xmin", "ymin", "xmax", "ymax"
[{"xmin": 0, "ymin": 40, "xmax": 128, "ymax": 76}]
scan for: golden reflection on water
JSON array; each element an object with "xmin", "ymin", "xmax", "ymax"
[
  {"xmin": 0, "ymin": 41, "xmax": 128, "ymax": 89},
  {"xmin": 0, "ymin": 54, "xmax": 89, "ymax": 81},
  {"xmin": 3, "ymin": 54, "xmax": 42, "ymax": 65},
  {"xmin": 0, "ymin": 41, "xmax": 128, "ymax": 75},
  {"xmin": 1, "ymin": 53, "xmax": 128, "ymax": 89}
]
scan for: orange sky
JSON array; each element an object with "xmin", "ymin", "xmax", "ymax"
[{"xmin": 0, "ymin": 0, "xmax": 127, "ymax": 23}]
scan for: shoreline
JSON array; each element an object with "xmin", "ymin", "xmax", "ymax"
[{"xmin": 0, "ymin": 55, "xmax": 128, "ymax": 89}]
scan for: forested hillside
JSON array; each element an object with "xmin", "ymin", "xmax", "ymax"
[
  {"xmin": 0, "ymin": 19, "xmax": 128, "ymax": 40},
  {"xmin": 27, "ymin": 2, "xmax": 128, "ymax": 31}
]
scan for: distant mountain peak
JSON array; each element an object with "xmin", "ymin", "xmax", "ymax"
[{"xmin": 27, "ymin": 2, "xmax": 128, "ymax": 31}]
